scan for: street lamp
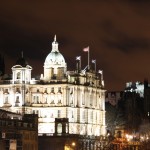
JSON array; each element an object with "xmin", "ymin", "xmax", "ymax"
[
  {"xmin": 71, "ymin": 142, "xmax": 76, "ymax": 147},
  {"xmin": 65, "ymin": 141, "xmax": 76, "ymax": 150}
]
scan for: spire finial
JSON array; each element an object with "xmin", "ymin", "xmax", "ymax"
[
  {"xmin": 52, "ymin": 35, "xmax": 59, "ymax": 52},
  {"xmin": 54, "ymin": 35, "xmax": 56, "ymax": 42}
]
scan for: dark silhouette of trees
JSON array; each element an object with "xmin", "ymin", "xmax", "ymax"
[
  {"xmin": 106, "ymin": 91, "xmax": 144, "ymax": 136},
  {"xmin": 105, "ymin": 102, "xmax": 126, "ymax": 135}
]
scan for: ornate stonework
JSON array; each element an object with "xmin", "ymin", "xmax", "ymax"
[{"xmin": 0, "ymin": 36, "xmax": 106, "ymax": 136}]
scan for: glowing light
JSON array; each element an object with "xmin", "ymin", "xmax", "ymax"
[{"xmin": 72, "ymin": 142, "xmax": 76, "ymax": 146}]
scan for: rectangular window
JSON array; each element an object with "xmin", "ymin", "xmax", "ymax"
[
  {"xmin": 90, "ymin": 111, "xmax": 93, "ymax": 122},
  {"xmin": 4, "ymin": 96, "xmax": 9, "ymax": 104},
  {"xmin": 82, "ymin": 111, "xmax": 85, "ymax": 120},
  {"xmin": 82, "ymin": 93, "xmax": 85, "ymax": 105},
  {"xmin": 51, "ymin": 87, "xmax": 54, "ymax": 93},
  {"xmin": 58, "ymin": 87, "xmax": 61, "ymax": 93},
  {"xmin": 36, "ymin": 96, "xmax": 40, "ymax": 103},
  {"xmin": 58, "ymin": 110, "xmax": 61, "ymax": 118},
  {"xmin": 90, "ymin": 95, "xmax": 92, "ymax": 106},
  {"xmin": 16, "ymin": 96, "xmax": 19, "ymax": 103},
  {"xmin": 72, "ymin": 110, "xmax": 74, "ymax": 118}
]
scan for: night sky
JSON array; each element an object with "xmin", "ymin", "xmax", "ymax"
[{"xmin": 1, "ymin": 0, "xmax": 150, "ymax": 91}]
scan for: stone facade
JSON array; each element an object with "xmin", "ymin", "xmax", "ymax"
[{"xmin": 0, "ymin": 36, "xmax": 106, "ymax": 136}]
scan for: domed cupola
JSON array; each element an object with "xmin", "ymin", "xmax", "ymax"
[
  {"xmin": 43, "ymin": 35, "xmax": 67, "ymax": 81},
  {"xmin": 12, "ymin": 52, "xmax": 32, "ymax": 84}
]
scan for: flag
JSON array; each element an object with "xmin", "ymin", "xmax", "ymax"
[
  {"xmin": 76, "ymin": 56, "xmax": 81, "ymax": 60},
  {"xmin": 83, "ymin": 46, "xmax": 89, "ymax": 52},
  {"xmin": 98, "ymin": 70, "xmax": 103, "ymax": 74},
  {"xmin": 92, "ymin": 59, "xmax": 96, "ymax": 63}
]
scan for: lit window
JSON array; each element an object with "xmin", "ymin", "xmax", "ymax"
[
  {"xmin": 90, "ymin": 94, "xmax": 92, "ymax": 106},
  {"xmin": 57, "ymin": 123, "xmax": 62, "ymax": 134},
  {"xmin": 58, "ymin": 110, "xmax": 61, "ymax": 118},
  {"xmin": 4, "ymin": 96, "xmax": 9, "ymax": 104},
  {"xmin": 90, "ymin": 111, "xmax": 93, "ymax": 122},
  {"xmin": 58, "ymin": 87, "xmax": 61, "ymax": 93},
  {"xmin": 50, "ymin": 94, "xmax": 55, "ymax": 104},
  {"xmin": 57, "ymin": 93, "xmax": 62, "ymax": 104},
  {"xmin": 51, "ymin": 87, "xmax": 54, "ymax": 93},
  {"xmin": 82, "ymin": 93, "xmax": 85, "ymax": 105},
  {"xmin": 44, "ymin": 96, "xmax": 47, "ymax": 104},
  {"xmin": 72, "ymin": 110, "xmax": 74, "ymax": 118},
  {"xmin": 82, "ymin": 110, "xmax": 85, "ymax": 120},
  {"xmin": 17, "ymin": 72, "xmax": 21, "ymax": 79},
  {"xmin": 16, "ymin": 96, "xmax": 19, "ymax": 103}
]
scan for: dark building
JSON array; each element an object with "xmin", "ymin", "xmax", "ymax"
[
  {"xmin": 39, "ymin": 134, "xmax": 99, "ymax": 150},
  {"xmin": 105, "ymin": 82, "xmax": 146, "ymax": 137},
  {"xmin": 0, "ymin": 109, "xmax": 38, "ymax": 150},
  {"xmin": 105, "ymin": 91, "xmax": 123, "ymax": 106},
  {"xmin": 117, "ymin": 81, "xmax": 149, "ymax": 133},
  {"xmin": 124, "ymin": 80, "xmax": 150, "ymax": 121},
  {"xmin": 123, "ymin": 91, "xmax": 143, "ymax": 133},
  {"xmin": 144, "ymin": 79, "xmax": 150, "ymax": 120}
]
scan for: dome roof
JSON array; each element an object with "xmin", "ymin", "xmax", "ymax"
[
  {"xmin": 45, "ymin": 51, "xmax": 65, "ymax": 65},
  {"xmin": 44, "ymin": 35, "xmax": 66, "ymax": 68}
]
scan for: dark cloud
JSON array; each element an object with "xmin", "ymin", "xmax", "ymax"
[
  {"xmin": 0, "ymin": 1, "xmax": 150, "ymax": 90},
  {"xmin": 103, "ymin": 36, "xmax": 150, "ymax": 53}
]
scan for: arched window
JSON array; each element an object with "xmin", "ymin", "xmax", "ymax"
[
  {"xmin": 57, "ymin": 93, "xmax": 62, "ymax": 104},
  {"xmin": 50, "ymin": 93, "xmax": 55, "ymax": 104},
  {"xmin": 16, "ymin": 96, "xmax": 19, "ymax": 103},
  {"xmin": 58, "ymin": 110, "xmax": 61, "ymax": 118},
  {"xmin": 4, "ymin": 96, "xmax": 9, "ymax": 104},
  {"xmin": 17, "ymin": 72, "xmax": 21, "ymax": 79},
  {"xmin": 57, "ymin": 123, "xmax": 62, "ymax": 134},
  {"xmin": 117, "ymin": 131, "xmax": 122, "ymax": 138},
  {"xmin": 33, "ymin": 95, "xmax": 39, "ymax": 104},
  {"xmin": 44, "ymin": 96, "xmax": 48, "ymax": 104}
]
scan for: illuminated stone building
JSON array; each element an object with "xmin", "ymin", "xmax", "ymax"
[{"xmin": 0, "ymin": 36, "xmax": 106, "ymax": 141}]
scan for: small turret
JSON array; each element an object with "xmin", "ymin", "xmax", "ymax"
[{"xmin": 12, "ymin": 52, "xmax": 32, "ymax": 84}]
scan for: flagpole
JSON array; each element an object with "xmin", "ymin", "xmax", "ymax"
[
  {"xmin": 76, "ymin": 56, "xmax": 81, "ymax": 73},
  {"xmin": 80, "ymin": 57, "xmax": 81, "ymax": 71},
  {"xmin": 98, "ymin": 70, "xmax": 103, "ymax": 80},
  {"xmin": 83, "ymin": 46, "xmax": 90, "ymax": 70},
  {"xmin": 101, "ymin": 71, "xmax": 104, "ymax": 87},
  {"xmin": 88, "ymin": 47, "xmax": 90, "ymax": 70},
  {"xmin": 95, "ymin": 60, "xmax": 96, "ymax": 73},
  {"xmin": 101, "ymin": 71, "xmax": 103, "ymax": 81}
]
